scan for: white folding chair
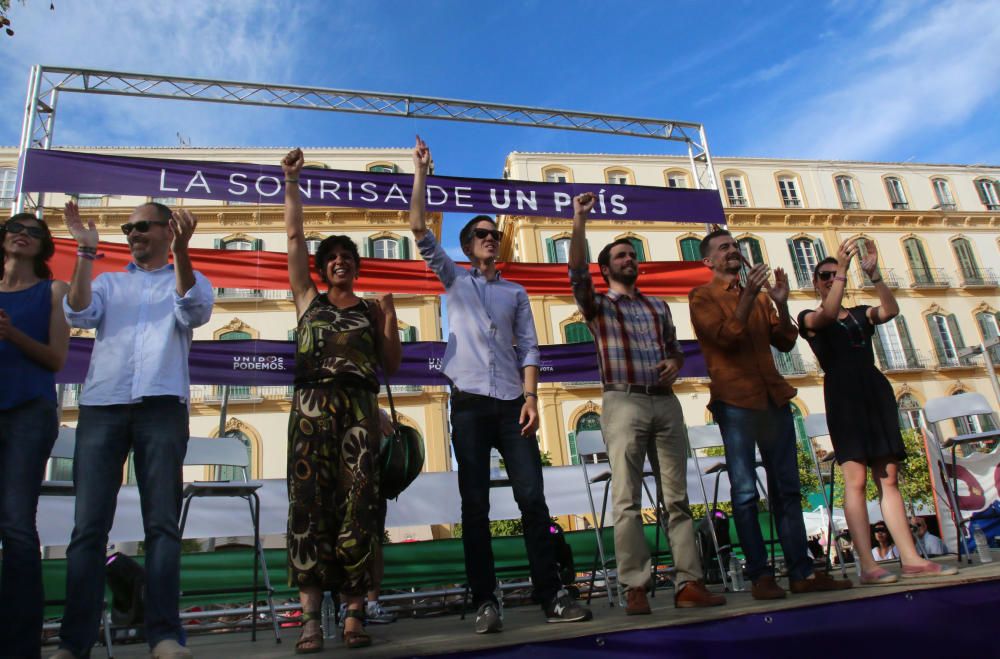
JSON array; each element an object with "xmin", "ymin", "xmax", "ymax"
[
  {"xmin": 178, "ymin": 437, "xmax": 279, "ymax": 643},
  {"xmin": 802, "ymin": 413, "xmax": 848, "ymax": 575},
  {"xmin": 576, "ymin": 429, "xmax": 666, "ymax": 607},
  {"xmin": 923, "ymin": 392, "xmax": 1000, "ymax": 563},
  {"xmin": 687, "ymin": 424, "xmax": 775, "ymax": 585}
]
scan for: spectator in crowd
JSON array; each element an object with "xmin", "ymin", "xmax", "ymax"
[{"xmin": 911, "ymin": 516, "xmax": 948, "ymax": 557}]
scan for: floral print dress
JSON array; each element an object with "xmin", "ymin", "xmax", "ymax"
[{"xmin": 287, "ymin": 294, "xmax": 381, "ymax": 594}]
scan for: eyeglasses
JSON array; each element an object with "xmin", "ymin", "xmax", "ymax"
[
  {"xmin": 120, "ymin": 220, "xmax": 169, "ymax": 235},
  {"xmin": 816, "ymin": 270, "xmax": 838, "ymax": 281},
  {"xmin": 472, "ymin": 228, "xmax": 502, "ymax": 241},
  {"xmin": 5, "ymin": 221, "xmax": 46, "ymax": 239}
]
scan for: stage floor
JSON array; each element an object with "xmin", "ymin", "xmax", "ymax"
[{"xmin": 84, "ymin": 556, "xmax": 1000, "ymax": 658}]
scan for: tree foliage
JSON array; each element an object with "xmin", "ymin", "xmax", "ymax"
[{"xmin": 827, "ymin": 429, "xmax": 934, "ymax": 510}]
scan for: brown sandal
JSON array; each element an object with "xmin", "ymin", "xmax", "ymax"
[
  {"xmin": 295, "ymin": 611, "xmax": 324, "ymax": 655},
  {"xmin": 342, "ymin": 607, "xmax": 372, "ymax": 649}
]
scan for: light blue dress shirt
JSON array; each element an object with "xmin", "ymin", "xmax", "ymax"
[
  {"xmin": 418, "ymin": 232, "xmax": 539, "ymax": 400},
  {"xmin": 63, "ymin": 262, "xmax": 214, "ymax": 405}
]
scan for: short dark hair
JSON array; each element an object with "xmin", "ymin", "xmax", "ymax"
[
  {"xmin": 597, "ymin": 238, "xmax": 635, "ymax": 283},
  {"xmin": 138, "ymin": 202, "xmax": 172, "ymax": 223},
  {"xmin": 1, "ymin": 213, "xmax": 54, "ymax": 280},
  {"xmin": 812, "ymin": 257, "xmax": 839, "ymax": 282},
  {"xmin": 699, "ymin": 229, "xmax": 732, "ymax": 258},
  {"xmin": 459, "ymin": 215, "xmax": 496, "ymax": 247},
  {"xmin": 315, "ymin": 235, "xmax": 361, "ymax": 284}
]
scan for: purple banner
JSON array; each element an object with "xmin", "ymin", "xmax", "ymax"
[
  {"xmin": 23, "ymin": 149, "xmax": 724, "ymax": 224},
  {"xmin": 58, "ymin": 338, "xmax": 707, "ymax": 387}
]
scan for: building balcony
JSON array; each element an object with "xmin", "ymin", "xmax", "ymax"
[
  {"xmin": 380, "ymin": 384, "xmax": 424, "ymax": 395},
  {"xmin": 876, "ymin": 348, "xmax": 927, "ymax": 373},
  {"xmin": 891, "ymin": 202, "xmax": 910, "ymax": 210},
  {"xmin": 794, "ymin": 273, "xmax": 815, "ymax": 290},
  {"xmin": 936, "ymin": 354, "xmax": 977, "ymax": 370},
  {"xmin": 840, "ymin": 201, "xmax": 860, "ymax": 210},
  {"xmin": 190, "ymin": 385, "xmax": 295, "ymax": 404},
  {"xmin": 859, "ymin": 268, "xmax": 901, "ymax": 289},
  {"xmin": 909, "ymin": 268, "xmax": 950, "ymax": 289},
  {"xmin": 782, "ymin": 199, "xmax": 803, "ymax": 209},
  {"xmin": 727, "ymin": 196, "xmax": 748, "ymax": 207},
  {"xmin": 773, "ymin": 352, "xmax": 810, "ymax": 377},
  {"xmin": 957, "ymin": 268, "xmax": 998, "ymax": 289},
  {"xmin": 215, "ymin": 288, "xmax": 293, "ymax": 301}
]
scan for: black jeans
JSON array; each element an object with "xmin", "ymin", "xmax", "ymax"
[{"xmin": 450, "ymin": 393, "xmax": 561, "ymax": 608}]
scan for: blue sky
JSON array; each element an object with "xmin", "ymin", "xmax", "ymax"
[{"xmin": 2, "ymin": 0, "xmax": 998, "ymax": 247}]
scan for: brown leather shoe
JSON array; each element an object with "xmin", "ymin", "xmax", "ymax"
[
  {"xmin": 790, "ymin": 571, "xmax": 853, "ymax": 594},
  {"xmin": 751, "ymin": 575, "xmax": 787, "ymax": 600},
  {"xmin": 675, "ymin": 580, "xmax": 727, "ymax": 608},
  {"xmin": 625, "ymin": 588, "xmax": 651, "ymax": 615}
]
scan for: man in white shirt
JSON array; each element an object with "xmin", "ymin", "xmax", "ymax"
[
  {"xmin": 51, "ymin": 202, "xmax": 213, "ymax": 659},
  {"xmin": 911, "ymin": 516, "xmax": 949, "ymax": 556}
]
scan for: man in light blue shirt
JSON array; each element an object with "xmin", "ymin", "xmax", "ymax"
[
  {"xmin": 409, "ymin": 137, "xmax": 591, "ymax": 633},
  {"xmin": 51, "ymin": 202, "xmax": 213, "ymax": 659}
]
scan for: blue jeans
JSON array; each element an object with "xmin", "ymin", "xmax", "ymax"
[
  {"xmin": 0, "ymin": 397, "xmax": 58, "ymax": 658},
  {"xmin": 59, "ymin": 398, "xmax": 189, "ymax": 657},
  {"xmin": 450, "ymin": 393, "xmax": 562, "ymax": 608},
  {"xmin": 710, "ymin": 401, "xmax": 813, "ymax": 582}
]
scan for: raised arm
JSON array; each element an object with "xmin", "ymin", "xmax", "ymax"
[
  {"xmin": 568, "ymin": 192, "xmax": 598, "ymax": 319},
  {"xmin": 169, "ymin": 209, "xmax": 198, "ymax": 296},
  {"xmin": 767, "ymin": 267, "xmax": 798, "ymax": 352},
  {"xmin": 373, "ymin": 293, "xmax": 402, "ymax": 375},
  {"xmin": 409, "ymin": 135, "xmax": 431, "ymax": 241},
  {"xmin": 0, "ymin": 280, "xmax": 70, "ymax": 372},
  {"xmin": 860, "ymin": 240, "xmax": 898, "ymax": 325},
  {"xmin": 282, "ymin": 148, "xmax": 318, "ymax": 316},
  {"xmin": 801, "ymin": 239, "xmax": 857, "ymax": 332},
  {"xmin": 63, "ymin": 201, "xmax": 99, "ymax": 312}
]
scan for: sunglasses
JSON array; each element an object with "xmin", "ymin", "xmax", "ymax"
[
  {"xmin": 5, "ymin": 221, "xmax": 46, "ymax": 239},
  {"xmin": 816, "ymin": 270, "xmax": 838, "ymax": 281},
  {"xmin": 472, "ymin": 228, "xmax": 502, "ymax": 241},
  {"xmin": 121, "ymin": 220, "xmax": 169, "ymax": 235},
  {"xmin": 874, "ymin": 527, "xmax": 889, "ymax": 533}
]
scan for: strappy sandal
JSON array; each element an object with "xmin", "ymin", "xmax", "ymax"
[
  {"xmin": 295, "ymin": 610, "xmax": 324, "ymax": 655},
  {"xmin": 342, "ymin": 607, "xmax": 372, "ymax": 649}
]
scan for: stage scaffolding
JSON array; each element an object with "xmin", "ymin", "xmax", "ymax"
[{"xmin": 13, "ymin": 65, "xmax": 719, "ymax": 215}]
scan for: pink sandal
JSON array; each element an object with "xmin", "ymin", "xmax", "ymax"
[
  {"xmin": 900, "ymin": 562, "xmax": 958, "ymax": 578},
  {"xmin": 860, "ymin": 567, "xmax": 898, "ymax": 585}
]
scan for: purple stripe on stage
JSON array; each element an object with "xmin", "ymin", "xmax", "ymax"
[
  {"xmin": 22, "ymin": 148, "xmax": 724, "ymax": 224},
  {"xmin": 56, "ymin": 337, "xmax": 707, "ymax": 386}
]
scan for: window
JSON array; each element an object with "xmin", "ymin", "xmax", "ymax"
[
  {"xmin": 219, "ymin": 429, "xmax": 253, "ymax": 481},
  {"xmin": 975, "ymin": 179, "xmax": 1000, "ymax": 211},
  {"xmin": 885, "ymin": 177, "xmax": 908, "ymax": 210},
  {"xmin": 787, "ymin": 237, "xmax": 826, "ymax": 287},
  {"xmin": 737, "ymin": 237, "xmax": 764, "ymax": 288},
  {"xmin": 777, "ymin": 176, "xmax": 802, "ymax": 208},
  {"xmin": 219, "ymin": 331, "xmax": 253, "ymax": 398},
  {"xmin": 568, "ymin": 411, "xmax": 602, "ymax": 466},
  {"xmin": 76, "ymin": 194, "xmax": 105, "ymax": 208},
  {"xmin": 679, "ymin": 237, "xmax": 701, "ymax": 262},
  {"xmin": 545, "ymin": 168, "xmax": 570, "ymax": 183},
  {"xmin": 903, "ymin": 237, "xmax": 934, "ymax": 285},
  {"xmin": 665, "ymin": 171, "xmax": 688, "ymax": 188},
  {"xmin": 1, "ymin": 168, "xmax": 17, "ymax": 208},
  {"xmin": 215, "ymin": 238, "xmax": 262, "ymax": 297},
  {"xmin": 951, "ymin": 390, "xmax": 998, "ymax": 443},
  {"xmin": 723, "ymin": 175, "xmax": 748, "ymax": 207},
  {"xmin": 927, "ymin": 313, "xmax": 967, "ymax": 367},
  {"xmin": 975, "ymin": 311, "xmax": 1000, "ymax": 364},
  {"xmin": 606, "ymin": 170, "xmax": 630, "ymax": 185},
  {"xmin": 546, "ymin": 236, "xmax": 586, "ymax": 263},
  {"xmin": 835, "ymin": 176, "xmax": 860, "ymax": 210},
  {"xmin": 897, "ymin": 394, "xmax": 924, "ymax": 430},
  {"xmin": 151, "ymin": 196, "xmax": 177, "ymax": 207},
  {"xmin": 564, "ymin": 321, "xmax": 594, "ymax": 344},
  {"xmin": 305, "ymin": 238, "xmax": 322, "ymax": 255},
  {"xmin": 368, "ymin": 164, "xmax": 397, "ymax": 174},
  {"xmin": 951, "ymin": 238, "xmax": 982, "ymax": 283},
  {"xmin": 931, "ymin": 178, "xmax": 956, "ymax": 210},
  {"xmin": 625, "ymin": 237, "xmax": 646, "ymax": 262},
  {"xmin": 772, "ymin": 346, "xmax": 807, "ymax": 377},
  {"xmin": 399, "ymin": 326, "xmax": 417, "ymax": 342},
  {"xmin": 873, "ymin": 316, "xmax": 921, "ymax": 369},
  {"xmin": 367, "ymin": 235, "xmax": 410, "ymax": 260}
]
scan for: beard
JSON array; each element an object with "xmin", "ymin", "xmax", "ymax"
[{"xmin": 608, "ymin": 268, "xmax": 638, "ymax": 286}]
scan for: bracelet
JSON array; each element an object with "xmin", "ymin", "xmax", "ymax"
[
  {"xmin": 834, "ymin": 275, "xmax": 848, "ymax": 283},
  {"xmin": 77, "ymin": 249, "xmax": 104, "ymax": 260},
  {"xmin": 77, "ymin": 245, "xmax": 97, "ymax": 253},
  {"xmin": 524, "ymin": 392, "xmax": 538, "ymax": 399},
  {"xmin": 285, "ymin": 178, "xmax": 299, "ymax": 183}
]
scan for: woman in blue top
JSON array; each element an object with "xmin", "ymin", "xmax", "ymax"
[{"xmin": 0, "ymin": 211, "xmax": 70, "ymax": 657}]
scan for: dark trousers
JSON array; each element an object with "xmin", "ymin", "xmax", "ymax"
[
  {"xmin": 59, "ymin": 398, "xmax": 189, "ymax": 657},
  {"xmin": 710, "ymin": 400, "xmax": 813, "ymax": 582},
  {"xmin": 0, "ymin": 397, "xmax": 58, "ymax": 658},
  {"xmin": 450, "ymin": 393, "xmax": 562, "ymax": 608}
]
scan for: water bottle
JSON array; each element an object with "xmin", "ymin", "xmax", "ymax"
[
  {"xmin": 973, "ymin": 526, "xmax": 993, "ymax": 563},
  {"xmin": 728, "ymin": 555, "xmax": 745, "ymax": 591}
]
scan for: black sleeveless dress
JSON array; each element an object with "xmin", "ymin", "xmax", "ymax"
[{"xmin": 798, "ymin": 305, "xmax": 906, "ymax": 465}]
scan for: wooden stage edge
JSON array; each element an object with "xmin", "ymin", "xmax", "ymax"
[{"xmin": 75, "ymin": 556, "xmax": 1000, "ymax": 658}]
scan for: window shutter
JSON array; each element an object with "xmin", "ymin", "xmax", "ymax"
[
  {"xmin": 252, "ymin": 238, "xmax": 263, "ymax": 251},
  {"xmin": 214, "ymin": 238, "xmax": 222, "ymax": 249},
  {"xmin": 952, "ymin": 239, "xmax": 977, "ymax": 279},
  {"xmin": 786, "ymin": 239, "xmax": 804, "ymax": 283},
  {"xmin": 681, "ymin": 238, "xmax": 701, "ymax": 262},
  {"xmin": 896, "ymin": 316, "xmax": 918, "ymax": 367},
  {"xmin": 628, "ymin": 238, "xmax": 646, "ymax": 262},
  {"xmin": 816, "ymin": 239, "xmax": 828, "ymax": 260},
  {"xmin": 545, "ymin": 238, "xmax": 557, "ymax": 263},
  {"xmin": 364, "ymin": 237, "xmax": 373, "ymax": 258},
  {"xmin": 400, "ymin": 236, "xmax": 411, "ymax": 260},
  {"xmin": 567, "ymin": 431, "xmax": 579, "ymax": 466},
  {"xmin": 288, "ymin": 329, "xmax": 297, "ymax": 342},
  {"xmin": 565, "ymin": 322, "xmax": 594, "ymax": 344},
  {"xmin": 747, "ymin": 238, "xmax": 763, "ymax": 264},
  {"xmin": 872, "ymin": 330, "xmax": 888, "ymax": 368},
  {"xmin": 404, "ymin": 326, "xmax": 417, "ymax": 342},
  {"xmin": 947, "ymin": 315, "xmax": 967, "ymax": 365},
  {"xmin": 928, "ymin": 315, "xmax": 948, "ymax": 364}
]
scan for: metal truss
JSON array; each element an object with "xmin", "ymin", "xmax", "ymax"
[{"xmin": 14, "ymin": 65, "xmax": 718, "ymax": 214}]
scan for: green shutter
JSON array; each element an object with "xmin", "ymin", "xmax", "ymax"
[
  {"xmin": 872, "ymin": 329, "xmax": 888, "ymax": 368},
  {"xmin": 680, "ymin": 238, "xmax": 701, "ymax": 262},
  {"xmin": 896, "ymin": 316, "xmax": 918, "ymax": 367},
  {"xmin": 628, "ymin": 238, "xmax": 646, "ymax": 262},
  {"xmin": 565, "ymin": 322, "xmax": 594, "ymax": 344},
  {"xmin": 816, "ymin": 239, "xmax": 828, "ymax": 260},
  {"xmin": 214, "ymin": 238, "xmax": 222, "ymax": 249},
  {"xmin": 364, "ymin": 237, "xmax": 373, "ymax": 258},
  {"xmin": 400, "ymin": 236, "xmax": 411, "ymax": 260},
  {"xmin": 745, "ymin": 238, "xmax": 763, "ymax": 264},
  {"xmin": 568, "ymin": 431, "xmax": 579, "ymax": 466},
  {"xmin": 252, "ymin": 238, "xmax": 263, "ymax": 251},
  {"xmin": 404, "ymin": 326, "xmax": 417, "ymax": 342},
  {"xmin": 787, "ymin": 239, "xmax": 805, "ymax": 283},
  {"xmin": 928, "ymin": 315, "xmax": 948, "ymax": 364},
  {"xmin": 904, "ymin": 238, "xmax": 930, "ymax": 282},
  {"xmin": 545, "ymin": 238, "xmax": 557, "ymax": 263},
  {"xmin": 952, "ymin": 239, "xmax": 977, "ymax": 279},
  {"xmin": 288, "ymin": 329, "xmax": 297, "ymax": 342}
]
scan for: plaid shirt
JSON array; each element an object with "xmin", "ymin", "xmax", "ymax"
[{"xmin": 569, "ymin": 266, "xmax": 683, "ymax": 386}]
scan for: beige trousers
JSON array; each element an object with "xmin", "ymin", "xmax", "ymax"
[{"xmin": 601, "ymin": 390, "xmax": 702, "ymax": 591}]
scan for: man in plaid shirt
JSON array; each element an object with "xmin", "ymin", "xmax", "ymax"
[{"xmin": 568, "ymin": 192, "xmax": 725, "ymax": 615}]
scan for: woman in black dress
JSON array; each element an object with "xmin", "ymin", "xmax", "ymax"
[{"xmin": 798, "ymin": 239, "xmax": 955, "ymax": 584}]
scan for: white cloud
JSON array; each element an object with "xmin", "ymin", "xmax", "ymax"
[{"xmin": 762, "ymin": 0, "xmax": 1000, "ymax": 160}]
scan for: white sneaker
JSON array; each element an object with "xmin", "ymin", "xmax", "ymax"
[
  {"xmin": 150, "ymin": 638, "xmax": 193, "ymax": 658},
  {"xmin": 366, "ymin": 600, "xmax": 397, "ymax": 624}
]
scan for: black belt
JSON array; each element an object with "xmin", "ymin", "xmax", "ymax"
[{"xmin": 602, "ymin": 383, "xmax": 673, "ymax": 396}]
